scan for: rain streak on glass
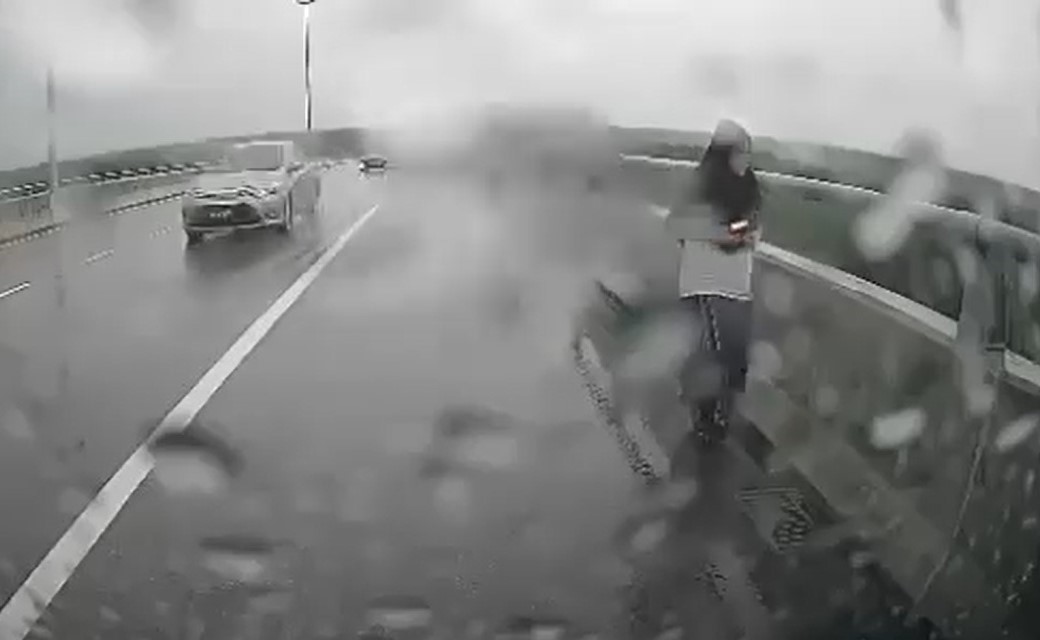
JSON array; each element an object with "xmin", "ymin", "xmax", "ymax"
[
  {"xmin": 869, "ymin": 407, "xmax": 927, "ymax": 450},
  {"xmin": 852, "ymin": 131, "xmax": 946, "ymax": 262}
]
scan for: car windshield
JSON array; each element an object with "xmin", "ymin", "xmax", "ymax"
[
  {"xmin": 227, "ymin": 144, "xmax": 284, "ymax": 172},
  {"xmin": 3, "ymin": 3, "xmax": 1040, "ymax": 640}
]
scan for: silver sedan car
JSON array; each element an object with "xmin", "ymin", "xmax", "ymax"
[{"xmin": 181, "ymin": 141, "xmax": 321, "ymax": 245}]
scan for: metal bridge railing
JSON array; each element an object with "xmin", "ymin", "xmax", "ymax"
[{"xmin": 625, "ymin": 154, "xmax": 1040, "ymax": 638}]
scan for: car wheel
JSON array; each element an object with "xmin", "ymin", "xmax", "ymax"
[
  {"xmin": 185, "ymin": 230, "xmax": 204, "ymax": 246},
  {"xmin": 277, "ymin": 198, "xmax": 294, "ymax": 234}
]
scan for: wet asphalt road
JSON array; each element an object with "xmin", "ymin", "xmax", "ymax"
[
  {"xmin": 0, "ymin": 168, "xmax": 680, "ymax": 639},
  {"xmin": 0, "ymin": 166, "xmax": 944, "ymax": 639}
]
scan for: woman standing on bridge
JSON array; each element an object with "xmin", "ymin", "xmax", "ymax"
[{"xmin": 667, "ymin": 118, "xmax": 760, "ymax": 449}]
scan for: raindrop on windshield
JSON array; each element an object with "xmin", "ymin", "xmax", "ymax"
[
  {"xmin": 426, "ymin": 404, "xmax": 527, "ymax": 474},
  {"xmin": 852, "ymin": 131, "xmax": 945, "ymax": 262},
  {"xmin": 939, "ymin": 0, "xmax": 961, "ymax": 33},
  {"xmin": 197, "ymin": 534, "xmax": 283, "ymax": 585},
  {"xmin": 148, "ymin": 424, "xmax": 242, "ymax": 497},
  {"xmin": 244, "ymin": 584, "xmax": 295, "ymax": 615},
  {"xmin": 813, "ymin": 385, "xmax": 841, "ymax": 417},
  {"xmin": 614, "ymin": 512, "xmax": 671, "ymax": 560},
  {"xmin": 365, "ymin": 595, "xmax": 434, "ymax": 632},
  {"xmin": 869, "ymin": 407, "xmax": 927, "ymax": 450},
  {"xmin": 97, "ymin": 606, "xmax": 121, "ymax": 625},
  {"xmin": 433, "ymin": 474, "xmax": 473, "ymax": 523},
  {"xmin": 1019, "ymin": 262, "xmax": 1039, "ymax": 305},
  {"xmin": 995, "ymin": 414, "xmax": 1040, "ymax": 453},
  {"xmin": 494, "ymin": 615, "xmax": 570, "ymax": 640},
  {"xmin": 749, "ymin": 341, "xmax": 783, "ymax": 381},
  {"xmin": 0, "ymin": 406, "xmax": 35, "ymax": 443},
  {"xmin": 761, "ymin": 271, "xmax": 795, "ymax": 317},
  {"xmin": 615, "ymin": 308, "xmax": 697, "ymax": 386}
]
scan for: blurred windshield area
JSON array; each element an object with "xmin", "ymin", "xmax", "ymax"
[
  {"xmin": 1, "ymin": 1, "xmax": 1040, "ymax": 640},
  {"xmin": 225, "ymin": 144, "xmax": 285, "ymax": 173}
]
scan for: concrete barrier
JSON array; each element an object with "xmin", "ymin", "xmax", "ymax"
[
  {"xmin": 0, "ymin": 172, "xmax": 195, "ymax": 247},
  {"xmin": 0, "ymin": 194, "xmax": 56, "ymax": 247}
]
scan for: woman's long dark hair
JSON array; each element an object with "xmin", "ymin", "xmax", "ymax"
[{"xmin": 689, "ymin": 120, "xmax": 761, "ymax": 225}]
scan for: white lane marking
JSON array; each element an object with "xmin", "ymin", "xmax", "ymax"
[
  {"xmin": 0, "ymin": 282, "xmax": 31, "ymax": 301},
  {"xmin": 0, "ymin": 203, "xmax": 381, "ymax": 640},
  {"xmin": 83, "ymin": 249, "xmax": 114, "ymax": 266}
]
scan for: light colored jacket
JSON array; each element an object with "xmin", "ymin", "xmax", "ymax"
[{"xmin": 666, "ymin": 204, "xmax": 755, "ymax": 300}]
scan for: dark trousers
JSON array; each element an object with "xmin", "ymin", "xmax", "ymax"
[{"xmin": 679, "ymin": 294, "xmax": 752, "ymax": 447}]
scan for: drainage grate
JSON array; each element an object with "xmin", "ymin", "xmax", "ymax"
[{"xmin": 737, "ymin": 486, "xmax": 817, "ymax": 554}]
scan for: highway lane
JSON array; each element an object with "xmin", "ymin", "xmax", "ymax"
[
  {"xmin": 0, "ymin": 167, "xmax": 379, "ymax": 613},
  {"xmin": 5, "ymin": 171, "xmax": 660, "ymax": 640}
]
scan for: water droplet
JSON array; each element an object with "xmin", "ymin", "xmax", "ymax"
[
  {"xmin": 854, "ymin": 142, "xmax": 945, "ymax": 262},
  {"xmin": 245, "ymin": 585, "xmax": 294, "ymax": 615},
  {"xmin": 339, "ymin": 466, "xmax": 379, "ymax": 524},
  {"xmin": 749, "ymin": 341, "xmax": 783, "ymax": 380},
  {"xmin": 761, "ymin": 271, "xmax": 794, "ymax": 317},
  {"xmin": 383, "ymin": 422, "xmax": 435, "ymax": 456},
  {"xmin": 995, "ymin": 414, "xmax": 1040, "ymax": 453},
  {"xmin": 98, "ymin": 606, "xmax": 121, "ymax": 624},
  {"xmin": 1, "ymin": 406, "xmax": 35, "ymax": 442},
  {"xmin": 965, "ymin": 383, "xmax": 996, "ymax": 416},
  {"xmin": 653, "ymin": 628, "xmax": 683, "ymax": 640},
  {"xmin": 148, "ymin": 426, "xmax": 242, "ymax": 497},
  {"xmin": 452, "ymin": 432, "xmax": 523, "ymax": 471},
  {"xmin": 197, "ymin": 534, "xmax": 280, "ymax": 585},
  {"xmin": 869, "ymin": 408, "xmax": 926, "ymax": 450},
  {"xmin": 939, "ymin": 0, "xmax": 961, "ymax": 33},
  {"xmin": 813, "ymin": 385, "xmax": 840, "ymax": 417},
  {"xmin": 365, "ymin": 595, "xmax": 434, "ymax": 631},
  {"xmin": 630, "ymin": 520, "xmax": 668, "ymax": 554},
  {"xmin": 1019, "ymin": 264, "xmax": 1039, "ymax": 304},
  {"xmin": 615, "ymin": 513, "xmax": 669, "ymax": 559},
  {"xmin": 434, "ymin": 475, "xmax": 472, "ymax": 523},
  {"xmin": 616, "ymin": 310, "xmax": 696, "ymax": 384},
  {"xmin": 655, "ymin": 479, "xmax": 699, "ymax": 510},
  {"xmin": 782, "ymin": 328, "xmax": 813, "ymax": 364},
  {"xmin": 496, "ymin": 616, "xmax": 570, "ymax": 640}
]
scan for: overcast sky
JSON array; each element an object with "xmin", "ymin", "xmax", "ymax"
[{"xmin": 2, "ymin": 0, "xmax": 1039, "ymax": 187}]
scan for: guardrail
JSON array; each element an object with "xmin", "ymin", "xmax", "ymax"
[
  {"xmin": 622, "ymin": 154, "xmax": 1040, "ymax": 638},
  {"xmin": 0, "ymin": 162, "xmax": 214, "ymax": 202},
  {"xmin": 624, "ymin": 154, "xmax": 1040, "ymax": 366}
]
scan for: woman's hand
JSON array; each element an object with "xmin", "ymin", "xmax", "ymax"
[{"xmin": 714, "ymin": 218, "xmax": 754, "ymax": 253}]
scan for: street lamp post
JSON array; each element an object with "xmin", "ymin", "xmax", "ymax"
[
  {"xmin": 296, "ymin": 0, "xmax": 317, "ymax": 131},
  {"xmin": 46, "ymin": 64, "xmax": 69, "ymax": 396},
  {"xmin": 46, "ymin": 66, "xmax": 58, "ymax": 199}
]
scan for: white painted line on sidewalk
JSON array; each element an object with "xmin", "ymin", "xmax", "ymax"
[
  {"xmin": 0, "ymin": 282, "xmax": 30, "ymax": 301},
  {"xmin": 0, "ymin": 203, "xmax": 381, "ymax": 640},
  {"xmin": 83, "ymin": 249, "xmax": 114, "ymax": 266}
]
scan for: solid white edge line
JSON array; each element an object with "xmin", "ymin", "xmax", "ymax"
[
  {"xmin": 0, "ymin": 203, "xmax": 380, "ymax": 640},
  {"xmin": 0, "ymin": 283, "xmax": 31, "ymax": 301}
]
